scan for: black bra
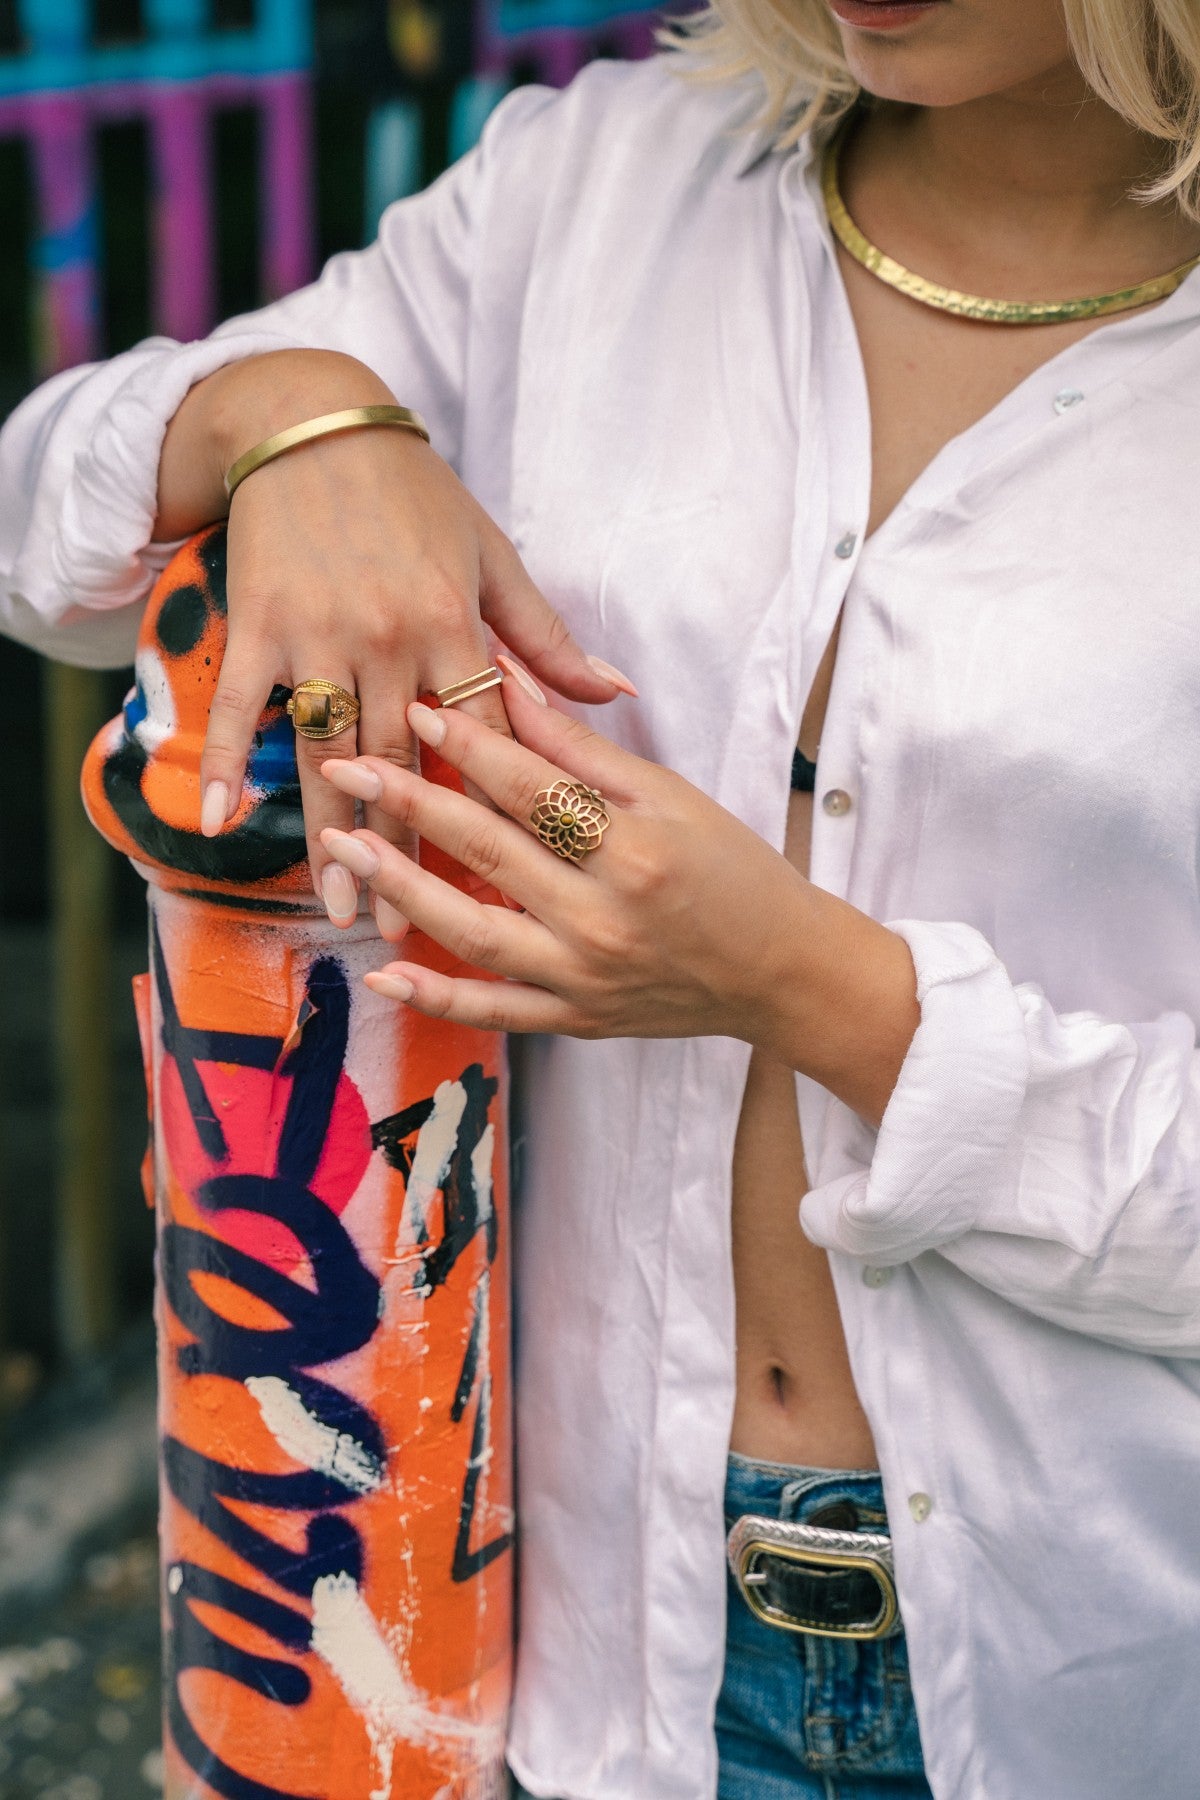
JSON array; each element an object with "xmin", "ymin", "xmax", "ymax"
[{"xmin": 791, "ymin": 748, "xmax": 818, "ymax": 793}]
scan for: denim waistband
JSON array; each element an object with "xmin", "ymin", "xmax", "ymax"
[{"xmin": 725, "ymin": 1452, "xmax": 889, "ymax": 1531}]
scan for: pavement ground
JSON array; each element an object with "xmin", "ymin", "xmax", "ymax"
[{"xmin": 0, "ymin": 1530, "xmax": 163, "ymax": 1800}]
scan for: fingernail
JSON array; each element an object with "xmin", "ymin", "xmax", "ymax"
[
  {"xmin": 586, "ymin": 655, "xmax": 639, "ymax": 698},
  {"xmin": 321, "ymin": 829, "xmax": 380, "ymax": 879},
  {"xmin": 365, "ymin": 969, "xmax": 415, "ymax": 1002},
  {"xmin": 200, "ymin": 779, "xmax": 230, "ymax": 838},
  {"xmin": 407, "ymin": 701, "xmax": 446, "ymax": 747},
  {"xmin": 496, "ymin": 654, "xmax": 547, "ymax": 706},
  {"xmin": 322, "ymin": 759, "xmax": 383, "ymax": 802},
  {"xmin": 375, "ymin": 897, "xmax": 410, "ymax": 942},
  {"xmin": 321, "ymin": 861, "xmax": 359, "ymax": 925}
]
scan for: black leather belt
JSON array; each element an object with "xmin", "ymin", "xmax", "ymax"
[{"xmin": 727, "ymin": 1511, "xmax": 900, "ymax": 1640}]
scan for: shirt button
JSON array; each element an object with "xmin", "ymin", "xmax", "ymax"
[
  {"xmin": 1053, "ymin": 388, "xmax": 1084, "ymax": 414},
  {"xmin": 834, "ymin": 531, "xmax": 858, "ymax": 559},
  {"xmin": 862, "ymin": 1265, "xmax": 893, "ymax": 1289},
  {"xmin": 908, "ymin": 1492, "xmax": 933, "ymax": 1524},
  {"xmin": 822, "ymin": 788, "xmax": 852, "ymax": 816}
]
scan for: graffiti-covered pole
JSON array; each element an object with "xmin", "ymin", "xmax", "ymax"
[{"xmin": 82, "ymin": 527, "xmax": 513, "ymax": 1800}]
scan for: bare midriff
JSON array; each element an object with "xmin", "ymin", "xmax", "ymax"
[{"xmin": 728, "ymin": 617, "xmax": 878, "ymax": 1469}]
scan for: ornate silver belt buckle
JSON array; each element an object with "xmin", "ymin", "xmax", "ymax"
[{"xmin": 727, "ymin": 1512, "xmax": 900, "ymax": 1640}]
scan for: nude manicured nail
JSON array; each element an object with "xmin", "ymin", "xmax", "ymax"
[
  {"xmin": 322, "ymin": 759, "xmax": 383, "ymax": 802},
  {"xmin": 586, "ymin": 655, "xmax": 639, "ymax": 698},
  {"xmin": 365, "ymin": 969, "xmax": 415, "ymax": 1002},
  {"xmin": 375, "ymin": 897, "xmax": 410, "ymax": 942},
  {"xmin": 407, "ymin": 702, "xmax": 446, "ymax": 747},
  {"xmin": 321, "ymin": 862, "xmax": 359, "ymax": 925},
  {"xmin": 321, "ymin": 829, "xmax": 380, "ymax": 879},
  {"xmin": 497, "ymin": 654, "xmax": 547, "ymax": 706},
  {"xmin": 200, "ymin": 779, "xmax": 230, "ymax": 838}
]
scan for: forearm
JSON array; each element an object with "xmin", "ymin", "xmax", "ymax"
[
  {"xmin": 751, "ymin": 876, "xmax": 920, "ymax": 1130},
  {"xmin": 155, "ymin": 348, "xmax": 397, "ymax": 541}
]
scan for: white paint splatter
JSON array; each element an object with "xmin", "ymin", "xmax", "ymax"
[
  {"xmin": 131, "ymin": 648, "xmax": 176, "ymax": 755},
  {"xmin": 310, "ymin": 1574, "xmax": 502, "ymax": 1761},
  {"xmin": 245, "ymin": 1376, "xmax": 383, "ymax": 1496},
  {"xmin": 402, "ymin": 1078, "xmax": 469, "ymax": 1249}
]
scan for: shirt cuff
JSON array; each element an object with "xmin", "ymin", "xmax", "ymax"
[
  {"xmin": 17, "ymin": 328, "xmax": 304, "ymax": 626},
  {"xmin": 799, "ymin": 919, "xmax": 1031, "ymax": 1263}
]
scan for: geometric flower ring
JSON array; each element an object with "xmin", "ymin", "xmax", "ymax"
[{"xmin": 530, "ymin": 780, "xmax": 611, "ymax": 863}]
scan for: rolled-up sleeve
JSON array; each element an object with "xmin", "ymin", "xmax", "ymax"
[
  {"xmin": 800, "ymin": 917, "xmax": 1200, "ymax": 1355},
  {"xmin": 0, "ymin": 83, "xmax": 558, "ymax": 669}
]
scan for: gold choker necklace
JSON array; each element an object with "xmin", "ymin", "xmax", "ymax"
[{"xmin": 821, "ymin": 134, "xmax": 1200, "ymax": 327}]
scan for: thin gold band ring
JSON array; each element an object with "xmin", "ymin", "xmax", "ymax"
[{"xmin": 436, "ymin": 666, "xmax": 504, "ymax": 707}]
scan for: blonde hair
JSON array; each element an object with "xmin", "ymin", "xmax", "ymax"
[{"xmin": 661, "ymin": 0, "xmax": 1200, "ymax": 220}]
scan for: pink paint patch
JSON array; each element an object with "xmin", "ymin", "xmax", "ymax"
[{"xmin": 159, "ymin": 1054, "xmax": 372, "ymax": 1275}]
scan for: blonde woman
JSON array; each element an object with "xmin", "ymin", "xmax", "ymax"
[{"xmin": 4, "ymin": 0, "xmax": 1200, "ymax": 1794}]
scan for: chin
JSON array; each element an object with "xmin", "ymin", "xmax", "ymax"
[{"xmin": 828, "ymin": 1, "xmax": 1077, "ymax": 110}]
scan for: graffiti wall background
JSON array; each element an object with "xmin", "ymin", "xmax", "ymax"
[{"xmin": 0, "ymin": 0, "xmax": 662, "ymax": 1401}]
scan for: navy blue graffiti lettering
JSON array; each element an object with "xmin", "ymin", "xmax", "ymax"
[
  {"xmin": 166, "ymin": 1562, "xmax": 315, "ymax": 1800},
  {"xmin": 152, "ymin": 919, "xmax": 280, "ymax": 1159},
  {"xmin": 163, "ymin": 1437, "xmax": 365, "ymax": 1595},
  {"xmin": 163, "ymin": 1176, "xmax": 379, "ymax": 1377},
  {"xmin": 157, "ymin": 945, "xmax": 380, "ymax": 1800}
]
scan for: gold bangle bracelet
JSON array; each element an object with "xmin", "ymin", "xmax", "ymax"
[{"xmin": 224, "ymin": 404, "xmax": 431, "ymax": 498}]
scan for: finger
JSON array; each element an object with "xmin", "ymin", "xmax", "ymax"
[
  {"xmin": 489, "ymin": 670, "xmax": 652, "ymax": 799},
  {"xmin": 313, "ymin": 756, "xmax": 409, "ymax": 940},
  {"xmin": 420, "ymin": 612, "xmax": 516, "ymax": 811},
  {"xmin": 288, "ymin": 664, "xmax": 362, "ymax": 925},
  {"xmin": 353, "ymin": 665, "xmax": 422, "ymax": 942},
  {"xmin": 320, "ymin": 828, "xmax": 561, "ymax": 983},
  {"xmin": 365, "ymin": 961, "xmax": 571, "ymax": 1035},
  {"xmin": 199, "ymin": 635, "xmax": 279, "ymax": 836},
  {"xmin": 402, "ymin": 687, "xmax": 645, "ymax": 838},
  {"xmin": 322, "ymin": 758, "xmax": 571, "ymax": 917},
  {"xmin": 476, "ymin": 516, "xmax": 638, "ymax": 705}
]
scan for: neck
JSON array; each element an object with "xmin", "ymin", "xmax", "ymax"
[
  {"xmin": 851, "ymin": 68, "xmax": 1200, "ymax": 285},
  {"xmin": 907, "ymin": 67, "xmax": 1164, "ymax": 216}
]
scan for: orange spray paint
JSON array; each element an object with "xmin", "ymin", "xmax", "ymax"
[{"xmin": 82, "ymin": 527, "xmax": 513, "ymax": 1800}]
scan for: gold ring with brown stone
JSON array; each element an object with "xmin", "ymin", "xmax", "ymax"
[
  {"xmin": 531, "ymin": 780, "xmax": 611, "ymax": 862},
  {"xmin": 286, "ymin": 680, "xmax": 361, "ymax": 740}
]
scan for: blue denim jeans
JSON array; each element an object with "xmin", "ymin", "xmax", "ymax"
[
  {"xmin": 511, "ymin": 1455, "xmax": 931, "ymax": 1800},
  {"xmin": 717, "ymin": 1453, "xmax": 931, "ymax": 1800}
]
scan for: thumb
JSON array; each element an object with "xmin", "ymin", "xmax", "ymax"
[{"xmin": 477, "ymin": 520, "xmax": 638, "ymax": 706}]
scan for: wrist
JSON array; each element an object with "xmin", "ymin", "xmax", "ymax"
[
  {"xmin": 751, "ymin": 879, "xmax": 920, "ymax": 1129},
  {"xmin": 206, "ymin": 349, "xmax": 398, "ymax": 473}
]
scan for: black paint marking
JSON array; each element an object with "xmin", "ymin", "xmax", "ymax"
[
  {"xmin": 276, "ymin": 959, "xmax": 349, "ymax": 1189},
  {"xmin": 176, "ymin": 889, "xmax": 316, "ymax": 914},
  {"xmin": 374, "ymin": 1065, "xmax": 498, "ymax": 1291},
  {"xmin": 196, "ymin": 521, "xmax": 229, "ymax": 614},
  {"xmin": 451, "ymin": 1279, "xmax": 512, "ymax": 1584},
  {"xmin": 102, "ymin": 732, "xmax": 305, "ymax": 882},
  {"xmin": 152, "ymin": 917, "xmax": 281, "ymax": 1160},
  {"xmin": 156, "ymin": 581, "xmax": 209, "ymax": 657}
]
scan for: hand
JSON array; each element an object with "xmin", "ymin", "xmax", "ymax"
[
  {"xmin": 155, "ymin": 349, "xmax": 634, "ymax": 929},
  {"xmin": 317, "ymin": 665, "xmax": 920, "ymax": 1125}
]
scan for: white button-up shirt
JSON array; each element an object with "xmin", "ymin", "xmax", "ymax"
[{"xmin": 4, "ymin": 54, "xmax": 1200, "ymax": 1800}]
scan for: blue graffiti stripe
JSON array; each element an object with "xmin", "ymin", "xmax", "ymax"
[
  {"xmin": 3, "ymin": 1, "xmax": 311, "ymax": 96},
  {"xmin": 496, "ymin": 0, "xmax": 652, "ymax": 33}
]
